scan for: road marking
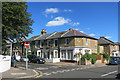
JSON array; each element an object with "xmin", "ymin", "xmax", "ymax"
[
  {"xmin": 51, "ymin": 71, "xmax": 58, "ymax": 74},
  {"xmin": 101, "ymin": 70, "xmax": 117, "ymax": 77},
  {"xmin": 43, "ymin": 73, "xmax": 51, "ymax": 76},
  {"xmin": 36, "ymin": 67, "xmax": 48, "ymax": 70}
]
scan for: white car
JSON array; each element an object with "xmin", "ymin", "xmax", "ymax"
[{"xmin": 20, "ymin": 56, "xmax": 29, "ymax": 62}]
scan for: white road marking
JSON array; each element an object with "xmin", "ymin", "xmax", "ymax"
[
  {"xmin": 51, "ymin": 71, "xmax": 58, "ymax": 74},
  {"xmin": 43, "ymin": 73, "xmax": 51, "ymax": 76},
  {"xmin": 36, "ymin": 67, "xmax": 48, "ymax": 70},
  {"xmin": 101, "ymin": 70, "xmax": 117, "ymax": 77}
]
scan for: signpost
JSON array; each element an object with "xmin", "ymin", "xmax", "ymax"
[
  {"xmin": 24, "ymin": 42, "xmax": 29, "ymax": 70},
  {"xmin": 79, "ymin": 49, "xmax": 82, "ymax": 65}
]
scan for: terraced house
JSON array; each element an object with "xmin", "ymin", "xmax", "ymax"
[
  {"xmin": 98, "ymin": 37, "xmax": 120, "ymax": 57},
  {"xmin": 26, "ymin": 28, "xmax": 98, "ymax": 62}
]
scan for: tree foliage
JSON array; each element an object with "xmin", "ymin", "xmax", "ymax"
[{"xmin": 2, "ymin": 2, "xmax": 34, "ymax": 53}]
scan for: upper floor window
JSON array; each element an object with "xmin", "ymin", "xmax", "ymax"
[
  {"xmin": 116, "ymin": 46, "xmax": 118, "ymax": 50},
  {"xmin": 40, "ymin": 41, "xmax": 44, "ymax": 47},
  {"xmin": 86, "ymin": 38, "xmax": 88, "ymax": 45},
  {"xmin": 47, "ymin": 40, "xmax": 50, "ymax": 47},
  {"xmin": 65, "ymin": 38, "xmax": 69, "ymax": 46},
  {"xmin": 54, "ymin": 39, "xmax": 58, "ymax": 47},
  {"xmin": 35, "ymin": 41, "xmax": 38, "ymax": 48}
]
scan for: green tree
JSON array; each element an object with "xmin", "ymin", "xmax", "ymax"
[
  {"xmin": 2, "ymin": 2, "xmax": 34, "ymax": 53},
  {"xmin": 97, "ymin": 45, "xmax": 100, "ymax": 55}
]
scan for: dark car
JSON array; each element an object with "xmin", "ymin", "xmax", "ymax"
[
  {"xmin": 28, "ymin": 55, "xmax": 45, "ymax": 64},
  {"xmin": 109, "ymin": 57, "xmax": 120, "ymax": 65}
]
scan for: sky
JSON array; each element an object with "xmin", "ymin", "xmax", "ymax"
[{"xmin": 26, "ymin": 2, "xmax": 118, "ymax": 42}]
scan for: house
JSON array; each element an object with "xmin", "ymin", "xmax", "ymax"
[
  {"xmin": 12, "ymin": 34, "xmax": 27, "ymax": 57},
  {"xmin": 27, "ymin": 28, "xmax": 98, "ymax": 62},
  {"xmin": 98, "ymin": 37, "xmax": 120, "ymax": 57}
]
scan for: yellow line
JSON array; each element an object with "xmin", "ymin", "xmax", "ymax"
[{"xmin": 35, "ymin": 70, "xmax": 43, "ymax": 78}]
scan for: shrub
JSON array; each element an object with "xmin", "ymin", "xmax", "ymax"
[
  {"xmin": 84, "ymin": 54, "xmax": 91, "ymax": 60},
  {"xmin": 91, "ymin": 53, "xmax": 97, "ymax": 64},
  {"xmin": 103, "ymin": 52, "xmax": 110, "ymax": 61}
]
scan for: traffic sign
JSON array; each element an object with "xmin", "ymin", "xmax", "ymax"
[{"xmin": 24, "ymin": 42, "xmax": 29, "ymax": 48}]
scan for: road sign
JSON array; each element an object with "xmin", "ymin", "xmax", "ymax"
[
  {"xmin": 24, "ymin": 42, "xmax": 29, "ymax": 48},
  {"xmin": 24, "ymin": 42, "xmax": 29, "ymax": 70}
]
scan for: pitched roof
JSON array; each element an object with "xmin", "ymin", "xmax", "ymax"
[
  {"xmin": 26, "ymin": 35, "xmax": 40, "ymax": 41},
  {"xmin": 35, "ymin": 34, "xmax": 51, "ymax": 40},
  {"xmin": 98, "ymin": 37, "xmax": 115, "ymax": 45},
  {"xmin": 27, "ymin": 28, "xmax": 98, "ymax": 41},
  {"xmin": 61, "ymin": 29, "xmax": 97, "ymax": 40}
]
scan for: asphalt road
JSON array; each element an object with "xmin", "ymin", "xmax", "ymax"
[
  {"xmin": 16, "ymin": 62, "xmax": 119, "ymax": 78},
  {"xmin": 40, "ymin": 65, "xmax": 118, "ymax": 78}
]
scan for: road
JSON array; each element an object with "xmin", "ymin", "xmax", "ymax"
[{"xmin": 16, "ymin": 62, "xmax": 119, "ymax": 78}]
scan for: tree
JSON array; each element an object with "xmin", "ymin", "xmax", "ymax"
[
  {"xmin": 97, "ymin": 45, "xmax": 100, "ymax": 55},
  {"xmin": 2, "ymin": 2, "xmax": 34, "ymax": 53}
]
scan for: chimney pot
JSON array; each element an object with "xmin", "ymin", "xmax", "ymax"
[{"xmin": 41, "ymin": 29, "xmax": 47, "ymax": 35}]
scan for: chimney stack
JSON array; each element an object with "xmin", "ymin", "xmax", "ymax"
[{"xmin": 41, "ymin": 29, "xmax": 47, "ymax": 35}]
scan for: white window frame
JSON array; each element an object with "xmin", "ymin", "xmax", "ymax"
[
  {"xmin": 54, "ymin": 39, "xmax": 58, "ymax": 47},
  {"xmin": 65, "ymin": 38, "xmax": 69, "ymax": 46},
  {"xmin": 47, "ymin": 40, "xmax": 50, "ymax": 47},
  {"xmin": 86, "ymin": 38, "xmax": 88, "ymax": 45}
]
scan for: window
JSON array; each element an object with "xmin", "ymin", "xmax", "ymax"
[
  {"xmin": 40, "ymin": 41, "xmax": 44, "ymax": 47},
  {"xmin": 55, "ymin": 51, "xmax": 58, "ymax": 58},
  {"xmin": 54, "ymin": 39, "xmax": 58, "ymax": 47},
  {"xmin": 35, "ymin": 41, "xmax": 38, "ymax": 48},
  {"xmin": 86, "ymin": 38, "xmax": 88, "ymax": 45},
  {"xmin": 47, "ymin": 40, "xmax": 50, "ymax": 47},
  {"xmin": 116, "ymin": 46, "xmax": 118, "ymax": 50},
  {"xmin": 66, "ymin": 38, "xmax": 69, "ymax": 46}
]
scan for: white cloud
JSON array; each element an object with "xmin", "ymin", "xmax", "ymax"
[
  {"xmin": 72, "ymin": 22, "xmax": 80, "ymax": 26},
  {"xmin": 46, "ymin": 17, "xmax": 71, "ymax": 27},
  {"xmin": 80, "ymin": 31, "xmax": 84, "ymax": 33},
  {"xmin": 45, "ymin": 8, "xmax": 59, "ymax": 14},
  {"xmin": 64, "ymin": 9, "xmax": 72, "ymax": 12},
  {"xmin": 89, "ymin": 34, "xmax": 96, "ymax": 36},
  {"xmin": 105, "ymin": 36, "xmax": 111, "ymax": 39}
]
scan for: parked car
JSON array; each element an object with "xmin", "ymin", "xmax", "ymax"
[
  {"xmin": 11, "ymin": 57, "xmax": 17, "ymax": 67},
  {"xmin": 20, "ymin": 56, "xmax": 29, "ymax": 62},
  {"xmin": 28, "ymin": 55, "xmax": 45, "ymax": 64},
  {"xmin": 109, "ymin": 57, "xmax": 120, "ymax": 65}
]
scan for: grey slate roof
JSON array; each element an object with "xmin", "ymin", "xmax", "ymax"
[
  {"xmin": 26, "ymin": 35, "xmax": 40, "ymax": 41},
  {"xmin": 98, "ymin": 37, "xmax": 114, "ymax": 45},
  {"xmin": 48, "ymin": 31, "xmax": 67, "ymax": 39},
  {"xmin": 27, "ymin": 29, "xmax": 98, "ymax": 41},
  {"xmin": 35, "ymin": 34, "xmax": 51, "ymax": 40},
  {"xmin": 62, "ymin": 30, "xmax": 97, "ymax": 40}
]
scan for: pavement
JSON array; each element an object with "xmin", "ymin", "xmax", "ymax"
[{"xmin": 2, "ymin": 67, "xmax": 39, "ymax": 79}]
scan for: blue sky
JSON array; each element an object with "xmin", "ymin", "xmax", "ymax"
[{"xmin": 26, "ymin": 2, "xmax": 118, "ymax": 42}]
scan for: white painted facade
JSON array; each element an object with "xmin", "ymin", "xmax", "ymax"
[{"xmin": 36, "ymin": 47, "xmax": 91, "ymax": 63}]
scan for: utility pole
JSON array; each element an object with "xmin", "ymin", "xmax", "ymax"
[{"xmin": 26, "ymin": 47, "xmax": 28, "ymax": 70}]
